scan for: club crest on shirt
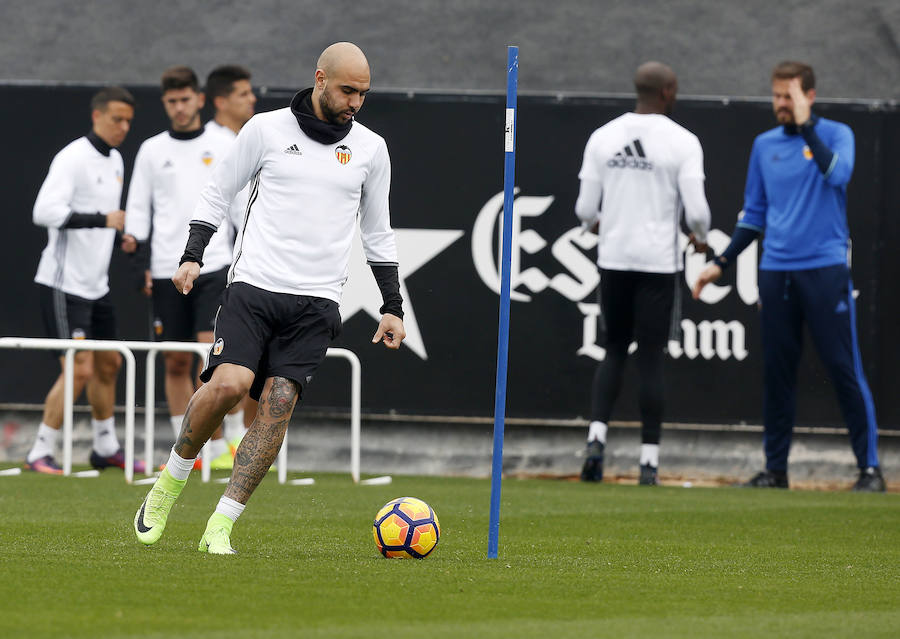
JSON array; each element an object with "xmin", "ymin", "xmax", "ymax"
[
  {"xmin": 335, "ymin": 145, "xmax": 352, "ymax": 165},
  {"xmin": 802, "ymin": 146, "xmax": 813, "ymax": 160},
  {"xmin": 72, "ymin": 328, "xmax": 86, "ymax": 340},
  {"xmin": 153, "ymin": 319, "xmax": 163, "ymax": 336},
  {"xmin": 213, "ymin": 338, "xmax": 224, "ymax": 355},
  {"xmin": 202, "ymin": 151, "xmax": 214, "ymax": 166}
]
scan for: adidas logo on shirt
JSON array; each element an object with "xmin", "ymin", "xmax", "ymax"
[
  {"xmin": 283, "ymin": 144, "xmax": 302, "ymax": 155},
  {"xmin": 607, "ymin": 139, "xmax": 653, "ymax": 170}
]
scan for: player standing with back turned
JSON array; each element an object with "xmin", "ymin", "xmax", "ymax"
[
  {"xmin": 575, "ymin": 62, "xmax": 711, "ymax": 485},
  {"xmin": 134, "ymin": 42, "xmax": 406, "ymax": 553}
]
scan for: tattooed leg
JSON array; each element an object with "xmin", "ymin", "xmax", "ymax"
[
  {"xmin": 224, "ymin": 376, "xmax": 299, "ymax": 504},
  {"xmin": 173, "ymin": 363, "xmax": 254, "ymax": 459}
]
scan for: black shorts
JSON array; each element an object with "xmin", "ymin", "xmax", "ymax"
[
  {"xmin": 598, "ymin": 269, "xmax": 675, "ymax": 347},
  {"xmin": 199, "ymin": 282, "xmax": 342, "ymax": 401},
  {"xmin": 38, "ymin": 284, "xmax": 117, "ymax": 356},
  {"xmin": 151, "ymin": 267, "xmax": 227, "ymax": 341}
]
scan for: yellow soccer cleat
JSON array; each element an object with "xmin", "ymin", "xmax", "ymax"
[{"xmin": 198, "ymin": 512, "xmax": 237, "ymax": 554}]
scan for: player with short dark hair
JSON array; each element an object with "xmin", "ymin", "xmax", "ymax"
[
  {"xmin": 160, "ymin": 65, "xmax": 200, "ymax": 93},
  {"xmin": 204, "ymin": 64, "xmax": 258, "ymax": 445},
  {"xmin": 26, "ymin": 87, "xmax": 145, "ymax": 474},
  {"xmin": 134, "ymin": 42, "xmax": 406, "ymax": 553},
  {"xmin": 205, "ymin": 64, "xmax": 256, "ymax": 137},
  {"xmin": 693, "ymin": 61, "xmax": 884, "ymax": 492},
  {"xmin": 576, "ymin": 62, "xmax": 711, "ymax": 486},
  {"xmin": 121, "ymin": 66, "xmax": 243, "ymax": 469}
]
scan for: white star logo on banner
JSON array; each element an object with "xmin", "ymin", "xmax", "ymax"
[{"xmin": 340, "ymin": 228, "xmax": 463, "ymax": 360}]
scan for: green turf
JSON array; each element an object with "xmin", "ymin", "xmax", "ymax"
[{"xmin": 0, "ymin": 468, "xmax": 898, "ymax": 638}]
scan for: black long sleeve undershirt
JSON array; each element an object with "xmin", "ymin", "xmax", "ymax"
[
  {"xmin": 714, "ymin": 225, "xmax": 760, "ymax": 270},
  {"xmin": 179, "ymin": 221, "xmax": 217, "ymax": 268},
  {"xmin": 61, "ymin": 211, "xmax": 106, "ymax": 229},
  {"xmin": 370, "ymin": 264, "xmax": 404, "ymax": 318},
  {"xmin": 798, "ymin": 119, "xmax": 836, "ymax": 176}
]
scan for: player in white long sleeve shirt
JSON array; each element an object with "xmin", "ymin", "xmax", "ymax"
[
  {"xmin": 122, "ymin": 66, "xmax": 243, "ymax": 469},
  {"xmin": 205, "ymin": 64, "xmax": 258, "ymax": 444},
  {"xmin": 575, "ymin": 62, "xmax": 711, "ymax": 486},
  {"xmin": 27, "ymin": 87, "xmax": 145, "ymax": 475},
  {"xmin": 135, "ymin": 43, "xmax": 406, "ymax": 554}
]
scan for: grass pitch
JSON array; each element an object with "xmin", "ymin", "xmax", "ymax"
[{"xmin": 1, "ymin": 468, "xmax": 898, "ymax": 638}]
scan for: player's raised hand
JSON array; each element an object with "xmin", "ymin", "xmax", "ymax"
[
  {"xmin": 105, "ymin": 209, "xmax": 126, "ymax": 231},
  {"xmin": 788, "ymin": 78, "xmax": 811, "ymax": 126},
  {"xmin": 172, "ymin": 261, "xmax": 200, "ymax": 295},
  {"xmin": 372, "ymin": 313, "xmax": 406, "ymax": 350},
  {"xmin": 692, "ymin": 262, "xmax": 723, "ymax": 300}
]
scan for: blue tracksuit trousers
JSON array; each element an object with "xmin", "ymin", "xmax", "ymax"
[{"xmin": 758, "ymin": 264, "xmax": 879, "ymax": 471}]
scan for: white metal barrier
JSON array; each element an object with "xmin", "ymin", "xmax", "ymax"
[
  {"xmin": 0, "ymin": 337, "xmax": 362, "ymax": 483},
  {"xmin": 0, "ymin": 337, "xmax": 136, "ymax": 480}
]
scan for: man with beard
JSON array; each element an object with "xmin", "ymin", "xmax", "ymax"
[
  {"xmin": 134, "ymin": 42, "xmax": 406, "ymax": 554},
  {"xmin": 692, "ymin": 61, "xmax": 884, "ymax": 492},
  {"xmin": 122, "ymin": 66, "xmax": 242, "ymax": 470},
  {"xmin": 575, "ymin": 61, "xmax": 711, "ymax": 486}
]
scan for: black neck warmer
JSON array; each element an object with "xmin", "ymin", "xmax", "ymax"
[
  {"xmin": 168, "ymin": 125, "xmax": 205, "ymax": 140},
  {"xmin": 290, "ymin": 88, "xmax": 353, "ymax": 145},
  {"xmin": 87, "ymin": 131, "xmax": 112, "ymax": 156}
]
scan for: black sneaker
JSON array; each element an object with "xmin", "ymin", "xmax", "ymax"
[
  {"xmin": 580, "ymin": 440, "xmax": 604, "ymax": 482},
  {"xmin": 852, "ymin": 467, "xmax": 886, "ymax": 493},
  {"xmin": 638, "ymin": 464, "xmax": 658, "ymax": 486},
  {"xmin": 739, "ymin": 470, "xmax": 788, "ymax": 488}
]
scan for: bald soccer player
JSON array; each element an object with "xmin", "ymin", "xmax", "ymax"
[
  {"xmin": 134, "ymin": 42, "xmax": 406, "ymax": 554},
  {"xmin": 575, "ymin": 62, "xmax": 711, "ymax": 485}
]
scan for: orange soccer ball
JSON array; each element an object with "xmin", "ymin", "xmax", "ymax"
[{"xmin": 372, "ymin": 497, "xmax": 441, "ymax": 559}]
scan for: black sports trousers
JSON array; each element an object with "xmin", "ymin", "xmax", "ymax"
[{"xmin": 590, "ymin": 269, "xmax": 675, "ymax": 445}]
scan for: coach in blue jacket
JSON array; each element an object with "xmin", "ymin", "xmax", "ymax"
[{"xmin": 692, "ymin": 61, "xmax": 884, "ymax": 492}]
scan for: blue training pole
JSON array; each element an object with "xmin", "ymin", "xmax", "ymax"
[{"xmin": 488, "ymin": 45, "xmax": 518, "ymax": 560}]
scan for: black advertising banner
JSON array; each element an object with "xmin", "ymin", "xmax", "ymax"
[{"xmin": 0, "ymin": 85, "xmax": 896, "ymax": 429}]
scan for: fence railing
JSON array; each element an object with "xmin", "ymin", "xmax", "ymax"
[{"xmin": 0, "ymin": 337, "xmax": 362, "ymax": 483}]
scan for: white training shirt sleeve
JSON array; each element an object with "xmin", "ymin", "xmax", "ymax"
[
  {"xmin": 192, "ymin": 115, "xmax": 264, "ymax": 229},
  {"xmin": 124, "ymin": 142, "xmax": 154, "ymax": 241},
  {"xmin": 574, "ymin": 178, "xmax": 603, "ymax": 226},
  {"xmin": 677, "ymin": 137, "xmax": 711, "ymax": 243},
  {"xmin": 358, "ymin": 140, "xmax": 398, "ymax": 265},
  {"xmin": 575, "ymin": 133, "xmax": 606, "ymax": 225},
  {"xmin": 33, "ymin": 151, "xmax": 79, "ymax": 228}
]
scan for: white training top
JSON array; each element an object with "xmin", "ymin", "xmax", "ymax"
[
  {"xmin": 33, "ymin": 137, "xmax": 123, "ymax": 300},
  {"xmin": 192, "ymin": 107, "xmax": 398, "ymax": 302},
  {"xmin": 576, "ymin": 112, "xmax": 711, "ymax": 273},
  {"xmin": 125, "ymin": 127, "xmax": 241, "ymax": 278},
  {"xmin": 205, "ymin": 119, "xmax": 252, "ymax": 238}
]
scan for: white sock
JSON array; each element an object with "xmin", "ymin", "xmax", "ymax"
[
  {"xmin": 587, "ymin": 421, "xmax": 608, "ymax": 444},
  {"xmin": 165, "ymin": 448, "xmax": 195, "ymax": 481},
  {"xmin": 27, "ymin": 422, "xmax": 58, "ymax": 463},
  {"xmin": 92, "ymin": 416, "xmax": 120, "ymax": 457},
  {"xmin": 170, "ymin": 415, "xmax": 184, "ymax": 440},
  {"xmin": 640, "ymin": 444, "xmax": 659, "ymax": 468},
  {"xmin": 223, "ymin": 410, "xmax": 247, "ymax": 442},
  {"xmin": 215, "ymin": 495, "xmax": 245, "ymax": 523},
  {"xmin": 209, "ymin": 437, "xmax": 228, "ymax": 458}
]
